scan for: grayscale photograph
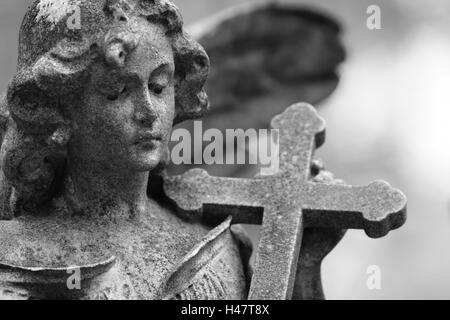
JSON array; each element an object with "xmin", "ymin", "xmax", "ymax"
[{"xmin": 0, "ymin": 0, "xmax": 448, "ymax": 305}]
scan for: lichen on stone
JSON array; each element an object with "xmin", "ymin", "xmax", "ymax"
[{"xmin": 35, "ymin": 0, "xmax": 82, "ymax": 29}]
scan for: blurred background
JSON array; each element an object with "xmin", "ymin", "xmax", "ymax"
[{"xmin": 1, "ymin": 0, "xmax": 450, "ymax": 299}]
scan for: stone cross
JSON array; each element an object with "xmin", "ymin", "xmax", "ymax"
[{"xmin": 164, "ymin": 103, "xmax": 407, "ymax": 300}]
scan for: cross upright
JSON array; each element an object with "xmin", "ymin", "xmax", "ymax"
[{"xmin": 164, "ymin": 103, "xmax": 407, "ymax": 300}]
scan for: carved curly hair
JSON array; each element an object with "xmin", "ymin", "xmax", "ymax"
[{"xmin": 0, "ymin": 0, "xmax": 210, "ymax": 218}]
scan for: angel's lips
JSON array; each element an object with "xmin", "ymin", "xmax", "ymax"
[{"xmin": 133, "ymin": 133, "xmax": 163, "ymax": 149}]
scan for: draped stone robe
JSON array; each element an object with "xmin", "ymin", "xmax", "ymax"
[{"xmin": 0, "ymin": 199, "xmax": 252, "ymax": 300}]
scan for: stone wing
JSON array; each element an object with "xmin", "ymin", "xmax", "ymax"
[
  {"xmin": 190, "ymin": 2, "xmax": 345, "ymax": 130},
  {"xmin": 159, "ymin": 217, "xmax": 250, "ymax": 300},
  {"xmin": 168, "ymin": 3, "xmax": 345, "ymax": 177}
]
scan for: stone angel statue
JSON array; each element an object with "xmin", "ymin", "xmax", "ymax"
[{"xmin": 0, "ymin": 0, "xmax": 345, "ymax": 300}]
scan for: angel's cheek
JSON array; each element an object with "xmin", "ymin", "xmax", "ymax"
[{"xmin": 66, "ymin": 90, "xmax": 132, "ymax": 168}]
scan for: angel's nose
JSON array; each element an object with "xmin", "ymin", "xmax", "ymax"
[{"xmin": 133, "ymin": 91, "xmax": 157, "ymax": 128}]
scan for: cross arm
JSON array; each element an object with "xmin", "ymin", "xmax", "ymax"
[
  {"xmin": 301, "ymin": 180, "xmax": 407, "ymax": 238},
  {"xmin": 163, "ymin": 169, "xmax": 266, "ymax": 225}
]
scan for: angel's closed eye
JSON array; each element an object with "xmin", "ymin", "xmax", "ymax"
[
  {"xmin": 148, "ymin": 64, "xmax": 172, "ymax": 96},
  {"xmin": 148, "ymin": 81, "xmax": 166, "ymax": 95}
]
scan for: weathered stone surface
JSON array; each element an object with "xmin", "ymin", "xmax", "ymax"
[
  {"xmin": 0, "ymin": 0, "xmax": 406, "ymax": 301},
  {"xmin": 0, "ymin": 0, "xmax": 249, "ymax": 300},
  {"xmin": 164, "ymin": 103, "xmax": 407, "ymax": 300}
]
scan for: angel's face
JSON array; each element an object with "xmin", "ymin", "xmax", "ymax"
[{"xmin": 71, "ymin": 19, "xmax": 175, "ymax": 172}]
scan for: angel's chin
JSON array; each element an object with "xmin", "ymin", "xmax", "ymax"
[{"xmin": 129, "ymin": 149, "xmax": 163, "ymax": 172}]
